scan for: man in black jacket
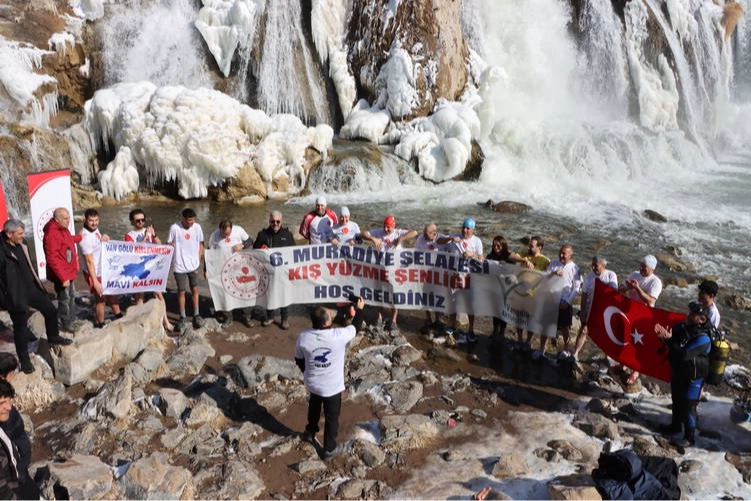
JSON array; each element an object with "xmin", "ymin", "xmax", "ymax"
[
  {"xmin": 0, "ymin": 219, "xmax": 72, "ymax": 373},
  {"xmin": 253, "ymin": 210, "xmax": 295, "ymax": 329},
  {"xmin": 0, "ymin": 379, "xmax": 19, "ymax": 500}
]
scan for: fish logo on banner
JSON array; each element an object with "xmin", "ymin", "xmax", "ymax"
[{"xmin": 587, "ymin": 280, "xmax": 685, "ymax": 382}]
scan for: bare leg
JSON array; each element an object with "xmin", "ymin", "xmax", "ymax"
[{"xmin": 572, "ymin": 326, "xmax": 587, "ymax": 359}]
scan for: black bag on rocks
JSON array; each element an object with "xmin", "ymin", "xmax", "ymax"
[{"xmin": 591, "ymin": 449, "xmax": 680, "ymax": 500}]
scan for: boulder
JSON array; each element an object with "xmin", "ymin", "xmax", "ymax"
[
  {"xmin": 572, "ymin": 412, "xmax": 620, "ymax": 441},
  {"xmin": 354, "ymin": 439, "xmax": 386, "ymax": 467},
  {"xmin": 548, "ymin": 474, "xmax": 602, "ymax": 500},
  {"xmin": 165, "ymin": 343, "xmax": 215, "ymax": 377},
  {"xmin": 80, "ymin": 373, "xmax": 133, "ymax": 420},
  {"xmin": 236, "ymin": 354, "xmax": 303, "ymax": 388},
  {"xmin": 120, "ymin": 452, "xmax": 194, "ymax": 500},
  {"xmin": 41, "ymin": 454, "xmax": 113, "ymax": 500},
  {"xmin": 492, "ymin": 454, "xmax": 529, "ymax": 479},
  {"xmin": 109, "ymin": 299, "xmax": 165, "ymax": 359},
  {"xmin": 380, "ymin": 414, "xmax": 440, "ymax": 452},
  {"xmin": 492, "ymin": 200, "xmax": 532, "ymax": 214},
  {"xmin": 158, "ymin": 388, "xmax": 188, "ymax": 419},
  {"xmin": 48, "ymin": 326, "xmax": 114, "ymax": 386},
  {"xmin": 385, "ymin": 381, "xmax": 424, "ymax": 412},
  {"xmin": 216, "ymin": 460, "xmax": 265, "ymax": 499},
  {"xmin": 391, "ymin": 344, "xmax": 423, "ymax": 366}
]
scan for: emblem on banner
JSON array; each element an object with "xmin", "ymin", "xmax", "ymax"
[{"xmin": 220, "ymin": 253, "xmax": 269, "ymax": 300}]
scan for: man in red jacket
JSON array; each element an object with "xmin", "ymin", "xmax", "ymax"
[{"xmin": 43, "ymin": 208, "xmax": 81, "ymax": 333}]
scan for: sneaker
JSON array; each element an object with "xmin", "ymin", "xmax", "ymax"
[
  {"xmin": 94, "ymin": 321, "xmax": 106, "ymax": 329},
  {"xmin": 557, "ymin": 351, "xmax": 571, "ymax": 360},
  {"xmin": 241, "ymin": 315, "xmax": 255, "ymax": 328},
  {"xmin": 281, "ymin": 320, "xmax": 290, "ymax": 330},
  {"xmin": 20, "ymin": 359, "xmax": 35, "ymax": 374},
  {"xmin": 261, "ymin": 318, "xmax": 274, "ymax": 327},
  {"xmin": 467, "ymin": 331, "xmax": 478, "ymax": 343},
  {"xmin": 48, "ymin": 335, "xmax": 73, "ymax": 346},
  {"xmin": 301, "ymin": 430, "xmax": 317, "ymax": 444},
  {"xmin": 193, "ymin": 315, "xmax": 205, "ymax": 328},
  {"xmin": 114, "ymin": 312, "xmax": 125, "ymax": 320},
  {"xmin": 386, "ymin": 321, "xmax": 397, "ymax": 333},
  {"xmin": 531, "ymin": 349, "xmax": 543, "ymax": 361},
  {"xmin": 174, "ymin": 318, "xmax": 187, "ymax": 333}
]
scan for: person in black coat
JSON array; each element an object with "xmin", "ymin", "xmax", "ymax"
[
  {"xmin": 0, "ymin": 379, "xmax": 19, "ymax": 500},
  {"xmin": 0, "ymin": 219, "xmax": 72, "ymax": 373},
  {"xmin": 253, "ymin": 210, "xmax": 295, "ymax": 329},
  {"xmin": 656, "ymin": 301, "xmax": 712, "ymax": 447},
  {"xmin": 0, "ymin": 354, "xmax": 38, "ymax": 500}
]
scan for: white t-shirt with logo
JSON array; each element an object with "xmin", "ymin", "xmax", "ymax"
[
  {"xmin": 330, "ymin": 221, "xmax": 361, "ymax": 245},
  {"xmin": 581, "ymin": 269, "xmax": 618, "ymax": 319},
  {"xmin": 368, "ymin": 228, "xmax": 410, "ymax": 251},
  {"xmin": 415, "ymin": 233, "xmax": 447, "ymax": 252},
  {"xmin": 625, "ymin": 271, "xmax": 662, "ymax": 306},
  {"xmin": 546, "ymin": 259, "xmax": 582, "ymax": 305},
  {"xmin": 79, "ymin": 227, "xmax": 103, "ymax": 276},
  {"xmin": 208, "ymin": 225, "xmax": 249, "ymax": 250},
  {"xmin": 125, "ymin": 228, "xmax": 155, "ymax": 243},
  {"xmin": 295, "ymin": 325, "xmax": 357, "ymax": 397},
  {"xmin": 167, "ymin": 222, "xmax": 204, "ymax": 273},
  {"xmin": 447, "ymin": 234, "xmax": 483, "ymax": 256},
  {"xmin": 309, "ymin": 216, "xmax": 334, "ymax": 245}
]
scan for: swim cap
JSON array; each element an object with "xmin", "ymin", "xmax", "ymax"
[
  {"xmin": 641, "ymin": 254, "xmax": 657, "ymax": 270},
  {"xmin": 463, "ymin": 218, "xmax": 476, "ymax": 230},
  {"xmin": 384, "ymin": 215, "xmax": 396, "ymax": 228},
  {"xmin": 340, "ymin": 206, "xmax": 350, "ymax": 217},
  {"xmin": 316, "ymin": 196, "xmax": 327, "ymax": 206}
]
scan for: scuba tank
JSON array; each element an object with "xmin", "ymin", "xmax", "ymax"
[{"xmin": 707, "ymin": 329, "xmax": 730, "ymax": 385}]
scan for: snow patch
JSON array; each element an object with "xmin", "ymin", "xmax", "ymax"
[
  {"xmin": 195, "ymin": 0, "xmax": 260, "ymax": 77},
  {"xmin": 0, "ymin": 36, "xmax": 56, "ymax": 108}
]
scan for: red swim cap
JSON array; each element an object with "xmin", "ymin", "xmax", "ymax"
[{"xmin": 384, "ymin": 215, "xmax": 396, "ymax": 228}]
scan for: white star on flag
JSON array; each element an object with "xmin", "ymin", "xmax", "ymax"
[{"xmin": 631, "ymin": 329, "xmax": 645, "ymax": 344}]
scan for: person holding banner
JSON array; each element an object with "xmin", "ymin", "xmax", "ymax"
[
  {"xmin": 124, "ymin": 209, "xmax": 173, "ymax": 332},
  {"xmin": 43, "ymin": 208, "xmax": 82, "ymax": 333},
  {"xmin": 299, "ymin": 196, "xmax": 337, "ymax": 245},
  {"xmin": 80, "ymin": 209, "xmax": 123, "ymax": 329},
  {"xmin": 616, "ymin": 255, "xmax": 663, "ymax": 385},
  {"xmin": 167, "ymin": 208, "xmax": 206, "ymax": 331},
  {"xmin": 415, "ymin": 223, "xmax": 448, "ymax": 331},
  {"xmin": 361, "ymin": 215, "xmax": 418, "ymax": 332},
  {"xmin": 0, "ymin": 219, "xmax": 72, "ymax": 373},
  {"xmin": 572, "ymin": 256, "xmax": 618, "ymax": 361},
  {"xmin": 328, "ymin": 207, "xmax": 361, "ymax": 246},
  {"xmin": 539, "ymin": 244, "xmax": 581, "ymax": 361},
  {"xmin": 515, "ymin": 236, "xmax": 550, "ymax": 350},
  {"xmin": 207, "ymin": 219, "xmax": 255, "ymax": 328},
  {"xmin": 254, "ymin": 210, "xmax": 295, "ymax": 330}
]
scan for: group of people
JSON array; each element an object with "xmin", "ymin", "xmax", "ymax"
[{"xmin": 0, "ymin": 196, "xmax": 726, "ymax": 466}]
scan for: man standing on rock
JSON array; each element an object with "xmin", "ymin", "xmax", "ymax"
[
  {"xmin": 0, "ymin": 219, "xmax": 72, "ymax": 374},
  {"xmin": 254, "ymin": 210, "xmax": 295, "ymax": 329},
  {"xmin": 515, "ymin": 236, "xmax": 551, "ymax": 350},
  {"xmin": 617, "ymin": 254, "xmax": 663, "ymax": 385},
  {"xmin": 80, "ymin": 209, "xmax": 123, "ymax": 329},
  {"xmin": 43, "ymin": 208, "xmax": 82, "ymax": 333},
  {"xmin": 299, "ymin": 196, "xmax": 337, "ymax": 245},
  {"xmin": 207, "ymin": 219, "xmax": 254, "ymax": 328},
  {"xmin": 540, "ymin": 244, "xmax": 581, "ymax": 361},
  {"xmin": 167, "ymin": 208, "xmax": 206, "ymax": 331},
  {"xmin": 295, "ymin": 298, "xmax": 364, "ymax": 460},
  {"xmin": 572, "ymin": 255, "xmax": 618, "ymax": 361}
]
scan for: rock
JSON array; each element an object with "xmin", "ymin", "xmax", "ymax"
[
  {"xmin": 160, "ymin": 428, "xmax": 188, "ymax": 451},
  {"xmin": 642, "ymin": 209, "xmax": 667, "ymax": 223},
  {"xmin": 471, "ymin": 409, "xmax": 488, "ymax": 419},
  {"xmin": 354, "ymin": 439, "xmax": 386, "ymax": 468},
  {"xmin": 585, "ymin": 398, "xmax": 611, "ymax": 417},
  {"xmin": 80, "ymin": 373, "xmax": 133, "ymax": 420},
  {"xmin": 572, "ymin": 412, "xmax": 619, "ymax": 441},
  {"xmin": 350, "ymin": 370, "xmax": 391, "ymax": 395},
  {"xmin": 492, "ymin": 201, "xmax": 532, "ymax": 214},
  {"xmin": 547, "ymin": 474, "xmax": 602, "ymax": 500},
  {"xmin": 725, "ymin": 452, "xmax": 751, "ymax": 483},
  {"xmin": 183, "ymin": 401, "xmax": 221, "ymax": 428},
  {"xmin": 380, "ymin": 414, "xmax": 440, "ymax": 452},
  {"xmin": 41, "ymin": 453, "xmax": 113, "ymax": 500},
  {"xmin": 120, "ymin": 452, "xmax": 194, "ymax": 499},
  {"xmin": 655, "ymin": 253, "xmax": 693, "ymax": 272},
  {"xmin": 428, "ymin": 346, "xmax": 463, "ymax": 362},
  {"xmin": 391, "ymin": 344, "xmax": 423, "ymax": 366},
  {"xmin": 390, "ymin": 365, "xmax": 420, "ymax": 381},
  {"xmin": 47, "ymin": 323, "xmax": 114, "ymax": 386},
  {"xmin": 294, "ymin": 459, "xmax": 327, "ymax": 475},
  {"xmin": 385, "ymin": 381, "xmax": 424, "ymax": 412},
  {"xmin": 158, "ymin": 388, "xmax": 188, "ymax": 419},
  {"xmin": 109, "ymin": 299, "xmax": 165, "ymax": 359},
  {"xmin": 724, "ymin": 294, "xmax": 750, "ymax": 311},
  {"xmin": 547, "ymin": 440, "xmax": 584, "ymax": 462},
  {"xmin": 236, "ymin": 354, "xmax": 303, "ymax": 388},
  {"xmin": 492, "ymin": 454, "xmax": 529, "ymax": 478},
  {"xmin": 165, "ymin": 343, "xmax": 215, "ymax": 377},
  {"xmin": 135, "ymin": 346, "xmax": 168, "ymax": 372},
  {"xmin": 443, "ymin": 449, "xmax": 467, "ymax": 462},
  {"xmin": 210, "ymin": 161, "xmax": 267, "ymax": 201}
]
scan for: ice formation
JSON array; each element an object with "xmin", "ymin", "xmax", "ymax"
[
  {"xmin": 85, "ymin": 82, "xmax": 333, "ymax": 200},
  {"xmin": 195, "ymin": 0, "xmax": 259, "ymax": 77},
  {"xmin": 339, "ymin": 99, "xmax": 391, "ymax": 144},
  {"xmin": 68, "ymin": 0, "xmax": 106, "ymax": 20}
]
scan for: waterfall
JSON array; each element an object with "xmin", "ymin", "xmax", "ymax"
[
  {"xmin": 256, "ymin": 0, "xmax": 331, "ymax": 124},
  {"xmin": 97, "ymin": 0, "xmax": 214, "ymax": 88}
]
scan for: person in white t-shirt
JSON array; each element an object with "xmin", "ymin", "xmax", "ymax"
[
  {"xmin": 361, "ymin": 215, "xmax": 417, "ymax": 332},
  {"xmin": 439, "ymin": 218, "xmax": 484, "ymax": 343},
  {"xmin": 167, "ymin": 208, "xmax": 205, "ymax": 331},
  {"xmin": 697, "ymin": 280, "xmax": 720, "ymax": 329},
  {"xmin": 207, "ymin": 219, "xmax": 254, "ymax": 328},
  {"xmin": 124, "ymin": 208, "xmax": 173, "ymax": 331},
  {"xmin": 537, "ymin": 244, "xmax": 581, "ymax": 361},
  {"xmin": 572, "ymin": 255, "xmax": 618, "ymax": 360},
  {"xmin": 328, "ymin": 207, "xmax": 360, "ymax": 246},
  {"xmin": 295, "ymin": 299, "xmax": 364, "ymax": 460},
  {"xmin": 79, "ymin": 209, "xmax": 122, "ymax": 328},
  {"xmin": 300, "ymin": 196, "xmax": 338, "ymax": 245},
  {"xmin": 414, "ymin": 223, "xmax": 447, "ymax": 331},
  {"xmin": 617, "ymin": 254, "xmax": 663, "ymax": 385}
]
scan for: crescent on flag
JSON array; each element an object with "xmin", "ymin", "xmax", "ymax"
[{"xmin": 603, "ymin": 306, "xmax": 629, "ymax": 346}]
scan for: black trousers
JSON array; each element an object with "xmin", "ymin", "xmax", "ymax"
[
  {"xmin": 306, "ymin": 392, "xmax": 342, "ymax": 452},
  {"xmin": 10, "ymin": 287, "xmax": 59, "ymax": 360},
  {"xmin": 266, "ymin": 307, "xmax": 288, "ymax": 321}
]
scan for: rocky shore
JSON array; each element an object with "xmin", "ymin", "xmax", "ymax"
[{"xmin": 3, "ymin": 292, "xmax": 751, "ymax": 500}]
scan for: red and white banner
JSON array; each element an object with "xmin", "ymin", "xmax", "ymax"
[
  {"xmin": 27, "ymin": 170, "xmax": 74, "ymax": 280},
  {"xmin": 587, "ymin": 280, "xmax": 686, "ymax": 382},
  {"xmin": 0, "ymin": 179, "xmax": 8, "ymax": 224},
  {"xmin": 206, "ymin": 245, "xmax": 565, "ymax": 337}
]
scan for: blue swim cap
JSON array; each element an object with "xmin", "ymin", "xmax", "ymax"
[{"xmin": 463, "ymin": 218, "xmax": 476, "ymax": 229}]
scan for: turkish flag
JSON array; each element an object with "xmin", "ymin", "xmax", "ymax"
[{"xmin": 587, "ymin": 280, "xmax": 686, "ymax": 382}]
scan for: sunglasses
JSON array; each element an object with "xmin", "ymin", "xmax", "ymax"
[
  {"xmin": 270, "ymin": 220, "xmax": 282, "ymax": 224},
  {"xmin": 133, "ymin": 218, "xmax": 145, "ymax": 223}
]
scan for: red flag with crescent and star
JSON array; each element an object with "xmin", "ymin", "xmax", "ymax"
[{"xmin": 587, "ymin": 280, "xmax": 686, "ymax": 382}]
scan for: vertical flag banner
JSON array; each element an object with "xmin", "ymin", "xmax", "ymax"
[
  {"xmin": 27, "ymin": 169, "xmax": 74, "ymax": 280},
  {"xmin": 0, "ymin": 179, "xmax": 8, "ymax": 224}
]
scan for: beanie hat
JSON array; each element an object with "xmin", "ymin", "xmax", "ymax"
[
  {"xmin": 384, "ymin": 215, "xmax": 396, "ymax": 228},
  {"xmin": 642, "ymin": 255, "xmax": 657, "ymax": 270},
  {"xmin": 463, "ymin": 218, "xmax": 476, "ymax": 230}
]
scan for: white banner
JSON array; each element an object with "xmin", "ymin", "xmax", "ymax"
[
  {"xmin": 206, "ymin": 245, "xmax": 564, "ymax": 337},
  {"xmin": 101, "ymin": 240, "xmax": 174, "ymax": 295},
  {"xmin": 27, "ymin": 170, "xmax": 74, "ymax": 280}
]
